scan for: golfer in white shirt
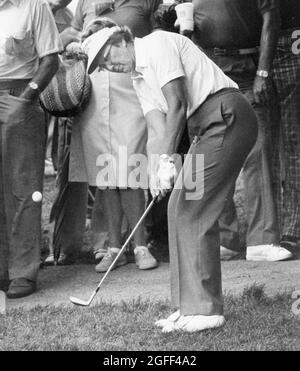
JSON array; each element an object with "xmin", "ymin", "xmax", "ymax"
[{"xmin": 85, "ymin": 26, "xmax": 258, "ymax": 333}]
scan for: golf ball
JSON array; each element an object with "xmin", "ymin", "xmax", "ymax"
[{"xmin": 32, "ymin": 191, "xmax": 43, "ymax": 203}]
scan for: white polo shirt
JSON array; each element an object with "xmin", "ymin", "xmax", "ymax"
[
  {"xmin": 54, "ymin": 7, "xmax": 73, "ymax": 33},
  {"xmin": 0, "ymin": 0, "xmax": 63, "ymax": 80},
  {"xmin": 132, "ymin": 31, "xmax": 238, "ymax": 118}
]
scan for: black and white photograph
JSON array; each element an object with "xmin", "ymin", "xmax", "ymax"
[{"xmin": 0, "ymin": 0, "xmax": 299, "ymax": 354}]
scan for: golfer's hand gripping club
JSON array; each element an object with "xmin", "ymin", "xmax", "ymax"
[{"xmin": 151, "ymin": 154, "xmax": 177, "ymax": 200}]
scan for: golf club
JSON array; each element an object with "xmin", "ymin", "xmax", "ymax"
[{"xmin": 70, "ymin": 196, "xmax": 157, "ymax": 307}]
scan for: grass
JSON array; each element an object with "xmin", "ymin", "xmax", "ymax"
[
  {"xmin": 0, "ymin": 285, "xmax": 299, "ymax": 351},
  {"xmin": 31, "ymin": 176, "xmax": 298, "ymax": 351}
]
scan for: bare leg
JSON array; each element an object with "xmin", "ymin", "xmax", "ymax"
[
  {"xmin": 91, "ymin": 189, "xmax": 108, "ymax": 254},
  {"xmin": 120, "ymin": 188, "xmax": 147, "ymax": 247},
  {"xmin": 102, "ymin": 189, "xmax": 123, "ymax": 248}
]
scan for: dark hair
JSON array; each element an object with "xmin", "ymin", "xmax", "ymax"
[
  {"xmin": 81, "ymin": 17, "xmax": 118, "ymax": 41},
  {"xmin": 152, "ymin": 3, "xmax": 179, "ymax": 33},
  {"xmin": 107, "ymin": 26, "xmax": 134, "ymax": 46}
]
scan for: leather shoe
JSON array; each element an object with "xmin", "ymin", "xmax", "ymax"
[
  {"xmin": 7, "ymin": 278, "xmax": 36, "ymax": 299},
  {"xmin": 0, "ymin": 278, "xmax": 9, "ymax": 292}
]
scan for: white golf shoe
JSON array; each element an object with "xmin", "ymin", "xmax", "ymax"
[
  {"xmin": 155, "ymin": 310, "xmax": 181, "ymax": 328},
  {"xmin": 246, "ymin": 244, "xmax": 293, "ymax": 262},
  {"xmin": 162, "ymin": 314, "xmax": 225, "ymax": 333}
]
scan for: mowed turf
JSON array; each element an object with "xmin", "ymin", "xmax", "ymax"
[{"xmin": 0, "ymin": 285, "xmax": 299, "ymax": 351}]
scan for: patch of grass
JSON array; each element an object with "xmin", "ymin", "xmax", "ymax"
[{"xmin": 0, "ymin": 286, "xmax": 299, "ymax": 351}]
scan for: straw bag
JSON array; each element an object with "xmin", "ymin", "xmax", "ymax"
[{"xmin": 40, "ymin": 52, "xmax": 92, "ymax": 117}]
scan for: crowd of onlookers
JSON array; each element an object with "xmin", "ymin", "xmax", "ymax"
[{"xmin": 0, "ymin": 0, "xmax": 299, "ymax": 300}]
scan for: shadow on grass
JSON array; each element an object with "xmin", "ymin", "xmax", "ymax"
[{"xmin": 0, "ymin": 284, "xmax": 299, "ymax": 351}]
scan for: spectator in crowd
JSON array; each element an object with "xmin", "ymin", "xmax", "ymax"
[
  {"xmin": 44, "ymin": 17, "xmax": 116, "ymax": 267},
  {"xmin": 47, "ymin": 0, "xmax": 72, "ymax": 31},
  {"xmin": 271, "ymin": 0, "xmax": 300, "ymax": 255},
  {"xmin": 187, "ymin": 0, "xmax": 293, "ymax": 261},
  {"xmin": 86, "ymin": 25, "xmax": 257, "ymax": 332},
  {"xmin": 42, "ymin": 0, "xmax": 75, "ymax": 265},
  {"xmin": 58, "ymin": 0, "xmax": 161, "ymax": 272},
  {"xmin": 0, "ymin": 0, "xmax": 61, "ymax": 298},
  {"xmin": 45, "ymin": 1, "xmax": 72, "ymax": 177}
]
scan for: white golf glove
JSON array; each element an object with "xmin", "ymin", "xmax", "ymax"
[{"xmin": 157, "ymin": 154, "xmax": 177, "ymax": 191}]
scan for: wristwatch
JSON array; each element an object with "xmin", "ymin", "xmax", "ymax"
[
  {"xmin": 256, "ymin": 70, "xmax": 269, "ymax": 78},
  {"xmin": 28, "ymin": 81, "xmax": 40, "ymax": 92}
]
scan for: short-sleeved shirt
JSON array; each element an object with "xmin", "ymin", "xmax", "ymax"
[
  {"xmin": 0, "ymin": 0, "xmax": 63, "ymax": 80},
  {"xmin": 279, "ymin": 0, "xmax": 300, "ymax": 29},
  {"xmin": 55, "ymin": 7, "xmax": 73, "ymax": 33},
  {"xmin": 72, "ymin": 0, "xmax": 162, "ymax": 37},
  {"xmin": 132, "ymin": 31, "xmax": 237, "ymax": 118},
  {"xmin": 189, "ymin": 0, "xmax": 279, "ymax": 48}
]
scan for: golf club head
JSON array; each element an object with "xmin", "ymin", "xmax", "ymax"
[
  {"xmin": 70, "ymin": 296, "xmax": 90, "ymax": 307},
  {"xmin": 69, "ymin": 199, "xmax": 157, "ymax": 309}
]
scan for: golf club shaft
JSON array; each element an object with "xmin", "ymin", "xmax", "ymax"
[{"xmin": 87, "ymin": 197, "xmax": 157, "ymax": 305}]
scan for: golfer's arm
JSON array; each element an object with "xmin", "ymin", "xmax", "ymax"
[
  {"xmin": 258, "ymin": 8, "xmax": 280, "ymax": 72},
  {"xmin": 161, "ymin": 78, "xmax": 188, "ymax": 156},
  {"xmin": 145, "ymin": 109, "xmax": 167, "ymax": 157}
]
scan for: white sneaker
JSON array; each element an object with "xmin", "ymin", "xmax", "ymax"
[
  {"xmin": 94, "ymin": 248, "xmax": 108, "ymax": 262},
  {"xmin": 95, "ymin": 248, "xmax": 127, "ymax": 273},
  {"xmin": 44, "ymin": 252, "xmax": 68, "ymax": 266},
  {"xmin": 246, "ymin": 244, "xmax": 293, "ymax": 262},
  {"xmin": 134, "ymin": 246, "xmax": 158, "ymax": 270},
  {"xmin": 155, "ymin": 310, "xmax": 180, "ymax": 328},
  {"xmin": 162, "ymin": 315, "xmax": 225, "ymax": 333},
  {"xmin": 220, "ymin": 246, "xmax": 240, "ymax": 261},
  {"xmin": 44, "ymin": 253, "xmax": 54, "ymax": 266}
]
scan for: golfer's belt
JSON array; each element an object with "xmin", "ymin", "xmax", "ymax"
[{"xmin": 204, "ymin": 46, "xmax": 260, "ymax": 57}]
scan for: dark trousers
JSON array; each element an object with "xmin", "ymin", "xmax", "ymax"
[
  {"xmin": 208, "ymin": 54, "xmax": 280, "ymax": 250},
  {"xmin": 53, "ymin": 182, "xmax": 88, "ymax": 258},
  {"xmin": 50, "ymin": 116, "xmax": 88, "ymax": 259},
  {"xmin": 219, "ymin": 86, "xmax": 280, "ymax": 249},
  {"xmin": 168, "ymin": 89, "xmax": 257, "ymax": 315},
  {"xmin": 0, "ymin": 83, "xmax": 46, "ymax": 282},
  {"xmin": 271, "ymin": 31, "xmax": 300, "ymax": 239}
]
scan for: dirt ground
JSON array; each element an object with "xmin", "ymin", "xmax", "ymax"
[{"xmin": 6, "ymin": 259, "xmax": 300, "ymax": 311}]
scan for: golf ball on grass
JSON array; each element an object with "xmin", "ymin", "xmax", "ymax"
[{"xmin": 32, "ymin": 191, "xmax": 43, "ymax": 203}]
